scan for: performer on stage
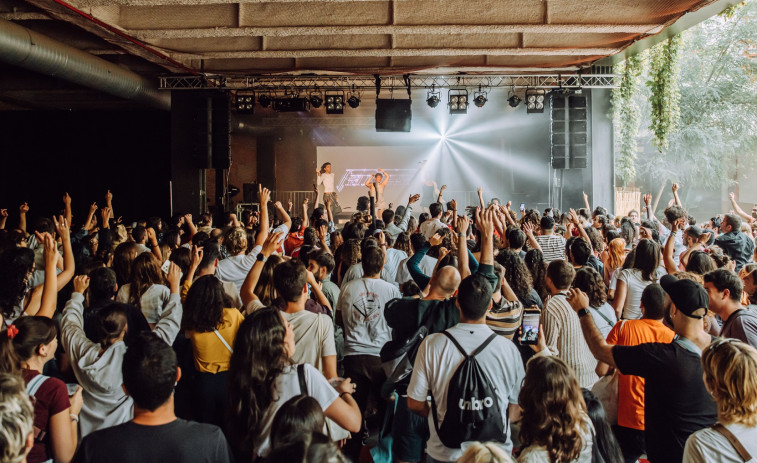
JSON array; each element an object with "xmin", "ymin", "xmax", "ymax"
[
  {"xmin": 316, "ymin": 162, "xmax": 341, "ymax": 213},
  {"xmin": 365, "ymin": 168, "xmax": 390, "ymax": 211}
]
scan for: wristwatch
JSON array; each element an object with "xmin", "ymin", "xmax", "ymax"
[
  {"xmin": 577, "ymin": 308, "xmax": 591, "ymax": 318},
  {"xmin": 256, "ymin": 254, "xmax": 268, "ymax": 263}
]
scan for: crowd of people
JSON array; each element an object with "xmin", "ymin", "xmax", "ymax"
[{"xmin": 0, "ymin": 174, "xmax": 756, "ymax": 463}]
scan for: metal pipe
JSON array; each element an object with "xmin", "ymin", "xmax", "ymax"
[{"xmin": 0, "ymin": 18, "xmax": 170, "ymax": 110}]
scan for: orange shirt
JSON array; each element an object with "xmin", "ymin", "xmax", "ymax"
[{"xmin": 606, "ymin": 319, "xmax": 674, "ymax": 431}]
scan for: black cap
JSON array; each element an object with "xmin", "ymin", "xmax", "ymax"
[{"xmin": 660, "ymin": 274, "xmax": 709, "ymax": 319}]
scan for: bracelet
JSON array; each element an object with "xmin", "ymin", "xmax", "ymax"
[
  {"xmin": 70, "ymin": 414, "xmax": 79, "ymax": 423},
  {"xmin": 339, "ymin": 392, "xmax": 352, "ymax": 400}
]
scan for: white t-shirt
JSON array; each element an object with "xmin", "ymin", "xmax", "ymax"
[
  {"xmin": 617, "ymin": 267, "xmax": 665, "ymax": 320},
  {"xmin": 420, "ymin": 218, "xmax": 447, "ymax": 239},
  {"xmin": 407, "ymin": 323, "xmax": 525, "ymax": 462},
  {"xmin": 337, "ymin": 277, "xmax": 401, "ymax": 356},
  {"xmin": 116, "ymin": 283, "xmax": 171, "ymax": 324},
  {"xmin": 382, "ymin": 248, "xmax": 408, "ymax": 286},
  {"xmin": 341, "ymin": 262, "xmax": 393, "ymax": 288},
  {"xmin": 284, "ymin": 310, "xmax": 336, "ymax": 374},
  {"xmin": 216, "ymin": 224, "xmax": 289, "ymax": 291},
  {"xmin": 684, "ymin": 423, "xmax": 757, "ymax": 463},
  {"xmin": 317, "ymin": 172, "xmax": 336, "ymax": 193},
  {"xmin": 396, "ymin": 255, "xmax": 437, "ymax": 285},
  {"xmin": 255, "ymin": 363, "xmax": 339, "ymax": 457},
  {"xmin": 590, "ymin": 302, "xmax": 618, "ymax": 338}
]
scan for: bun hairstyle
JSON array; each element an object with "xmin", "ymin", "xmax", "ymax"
[{"xmin": 95, "ymin": 304, "xmax": 128, "ymax": 349}]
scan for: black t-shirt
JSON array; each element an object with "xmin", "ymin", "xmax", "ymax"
[
  {"xmin": 73, "ymin": 419, "xmax": 233, "ymax": 463},
  {"xmin": 612, "ymin": 341, "xmax": 717, "ymax": 463}
]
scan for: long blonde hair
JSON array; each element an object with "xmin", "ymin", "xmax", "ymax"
[
  {"xmin": 703, "ymin": 338, "xmax": 757, "ymax": 426},
  {"xmin": 457, "ymin": 442, "xmax": 514, "ymax": 463},
  {"xmin": 519, "ymin": 356, "xmax": 589, "ymax": 463}
]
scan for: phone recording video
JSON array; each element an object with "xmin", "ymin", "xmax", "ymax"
[
  {"xmin": 520, "ymin": 203, "xmax": 526, "ymax": 212},
  {"xmin": 520, "ymin": 310, "xmax": 540, "ymax": 345}
]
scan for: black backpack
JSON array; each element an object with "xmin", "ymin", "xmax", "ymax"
[{"xmin": 431, "ymin": 331, "xmax": 507, "ymax": 449}]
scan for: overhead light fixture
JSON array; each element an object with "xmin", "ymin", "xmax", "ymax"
[
  {"xmin": 272, "ymin": 92, "xmax": 310, "ymax": 112},
  {"xmin": 309, "ymin": 91, "xmax": 323, "ymax": 108},
  {"xmin": 426, "ymin": 85, "xmax": 441, "ymax": 108},
  {"xmin": 472, "ymin": 85, "xmax": 488, "ymax": 108},
  {"xmin": 448, "ymin": 89, "xmax": 468, "ymax": 115},
  {"xmin": 234, "ymin": 90, "xmax": 255, "ymax": 113},
  {"xmin": 526, "ymin": 89, "xmax": 546, "ymax": 114},
  {"xmin": 325, "ymin": 90, "xmax": 345, "ymax": 114},
  {"xmin": 507, "ymin": 90, "xmax": 521, "ymax": 108},
  {"xmin": 347, "ymin": 94, "xmax": 361, "ymax": 109},
  {"xmin": 258, "ymin": 92, "xmax": 272, "ymax": 108}
]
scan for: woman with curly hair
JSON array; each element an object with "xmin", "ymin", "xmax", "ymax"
[
  {"xmin": 517, "ymin": 356, "xmax": 594, "ymax": 463},
  {"xmin": 572, "ymin": 267, "xmax": 617, "ymax": 338},
  {"xmin": 496, "ymin": 250, "xmax": 542, "ymax": 309},
  {"xmin": 524, "ymin": 249, "xmax": 549, "ymax": 303},
  {"xmin": 226, "ymin": 307, "xmax": 361, "ymax": 461},
  {"xmin": 333, "ymin": 238, "xmax": 360, "ymax": 287},
  {"xmin": 183, "ymin": 275, "xmax": 242, "ymax": 427}
]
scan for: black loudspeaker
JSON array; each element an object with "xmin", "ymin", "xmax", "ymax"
[
  {"xmin": 550, "ymin": 93, "xmax": 589, "ymax": 169},
  {"xmin": 243, "ymin": 182, "xmax": 258, "ymax": 203},
  {"xmin": 375, "ymin": 99, "xmax": 412, "ymax": 132},
  {"xmin": 171, "ymin": 91, "xmax": 230, "ymax": 169},
  {"xmin": 257, "ymin": 137, "xmax": 276, "ymax": 191}
]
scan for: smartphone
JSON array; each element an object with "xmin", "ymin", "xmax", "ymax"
[
  {"xmin": 520, "ymin": 203, "xmax": 526, "ymax": 212},
  {"xmin": 520, "ymin": 310, "xmax": 540, "ymax": 345}
]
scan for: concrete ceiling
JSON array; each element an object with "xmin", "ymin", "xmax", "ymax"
[{"xmin": 0, "ymin": 0, "xmax": 739, "ymax": 109}]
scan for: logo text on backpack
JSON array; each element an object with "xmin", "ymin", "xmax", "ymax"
[{"xmin": 458, "ymin": 397, "xmax": 494, "ymax": 410}]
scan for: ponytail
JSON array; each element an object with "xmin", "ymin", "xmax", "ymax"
[{"xmin": 0, "ymin": 317, "xmax": 57, "ymax": 375}]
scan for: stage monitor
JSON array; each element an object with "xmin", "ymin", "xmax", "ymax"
[{"xmin": 375, "ymin": 99, "xmax": 412, "ymax": 132}]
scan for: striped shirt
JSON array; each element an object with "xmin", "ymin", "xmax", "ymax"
[
  {"xmin": 534, "ymin": 233, "xmax": 566, "ymax": 263},
  {"xmin": 485, "ymin": 299, "xmax": 523, "ymax": 339}
]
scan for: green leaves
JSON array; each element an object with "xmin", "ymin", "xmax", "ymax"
[{"xmin": 647, "ymin": 34, "xmax": 682, "ymax": 152}]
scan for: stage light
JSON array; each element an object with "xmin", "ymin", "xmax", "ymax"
[
  {"xmin": 448, "ymin": 89, "xmax": 468, "ymax": 114},
  {"xmin": 426, "ymin": 85, "xmax": 441, "ymax": 108},
  {"xmin": 347, "ymin": 94, "xmax": 361, "ymax": 109},
  {"xmin": 309, "ymin": 92, "xmax": 323, "ymax": 108},
  {"xmin": 234, "ymin": 91, "xmax": 255, "ymax": 113},
  {"xmin": 258, "ymin": 93, "xmax": 271, "ymax": 108},
  {"xmin": 472, "ymin": 86, "xmax": 488, "ymax": 108},
  {"xmin": 508, "ymin": 93, "xmax": 521, "ymax": 108},
  {"xmin": 526, "ymin": 89, "xmax": 546, "ymax": 114},
  {"xmin": 325, "ymin": 91, "xmax": 344, "ymax": 114}
]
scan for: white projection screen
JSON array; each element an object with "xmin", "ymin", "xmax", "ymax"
[{"xmin": 316, "ymin": 146, "xmax": 438, "ymax": 213}]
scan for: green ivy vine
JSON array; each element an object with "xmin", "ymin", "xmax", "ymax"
[
  {"xmin": 647, "ymin": 34, "xmax": 683, "ymax": 151},
  {"xmin": 611, "ymin": 53, "xmax": 645, "ymax": 185}
]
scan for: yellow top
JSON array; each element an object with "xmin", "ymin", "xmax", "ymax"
[{"xmin": 187, "ymin": 308, "xmax": 244, "ymax": 373}]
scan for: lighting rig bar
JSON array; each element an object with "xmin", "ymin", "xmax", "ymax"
[{"xmin": 159, "ymin": 74, "xmax": 619, "ymax": 91}]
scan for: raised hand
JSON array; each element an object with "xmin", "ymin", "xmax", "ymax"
[
  {"xmin": 166, "ymin": 263, "xmax": 182, "ymax": 293},
  {"xmin": 191, "ymin": 245, "xmax": 203, "ymax": 268},
  {"xmin": 0, "ymin": 209, "xmax": 7, "ymax": 218},
  {"xmin": 506, "ymin": 201, "xmax": 512, "ymax": 209},
  {"xmin": 274, "ymin": 201, "xmax": 284, "ymax": 209},
  {"xmin": 672, "ymin": 183, "xmax": 680, "ymax": 193},
  {"xmin": 376, "ymin": 231, "xmax": 386, "ymax": 247},
  {"xmin": 105, "ymin": 189, "xmax": 113, "ymax": 203},
  {"xmin": 53, "ymin": 215, "xmax": 70, "ymax": 242},
  {"xmin": 146, "ymin": 227, "xmax": 157, "ymax": 243},
  {"xmin": 258, "ymin": 185, "xmax": 271, "ymax": 204},
  {"xmin": 262, "ymin": 230, "xmax": 284, "ymax": 257},
  {"xmin": 303, "ymin": 197, "xmax": 310, "ymax": 205},
  {"xmin": 89, "ymin": 202, "xmax": 98, "ymax": 214},
  {"xmin": 456, "ymin": 214, "xmax": 471, "ymax": 235},
  {"xmin": 569, "ymin": 208, "xmax": 580, "ymax": 224},
  {"xmin": 566, "ymin": 288, "xmax": 590, "ymax": 312},
  {"xmin": 437, "ymin": 247, "xmax": 450, "ymax": 260},
  {"xmin": 475, "ymin": 207, "xmax": 494, "ymax": 235},
  {"xmin": 450, "ymin": 199, "xmax": 458, "ymax": 211},
  {"xmin": 317, "ymin": 224, "xmax": 328, "ymax": 242},
  {"xmin": 522, "ymin": 222, "xmax": 535, "ymax": 235},
  {"xmin": 184, "ymin": 214, "xmax": 193, "ymax": 225},
  {"xmin": 643, "ymin": 193, "xmax": 652, "ymax": 206},
  {"xmin": 101, "ymin": 207, "xmax": 111, "ymax": 228},
  {"xmin": 288, "ymin": 200, "xmax": 293, "ymax": 210},
  {"xmin": 582, "ymin": 191, "xmax": 588, "ymax": 201},
  {"xmin": 429, "ymin": 232, "xmax": 444, "ymax": 247},
  {"xmin": 63, "ymin": 192, "xmax": 71, "ymax": 206},
  {"xmin": 440, "ymin": 185, "xmax": 447, "ymax": 191},
  {"xmin": 408, "ymin": 194, "xmax": 420, "ymax": 205},
  {"xmin": 477, "ymin": 186, "xmax": 482, "ymax": 195},
  {"xmin": 73, "ymin": 275, "xmax": 90, "ymax": 294},
  {"xmin": 19, "ymin": 202, "xmax": 29, "ymax": 214},
  {"xmin": 38, "ymin": 232, "xmax": 57, "ymax": 269},
  {"xmin": 729, "ymin": 192, "xmax": 735, "ymax": 202}
]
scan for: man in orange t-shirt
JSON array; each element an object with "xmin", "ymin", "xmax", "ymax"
[{"xmin": 598, "ymin": 283, "xmax": 674, "ymax": 463}]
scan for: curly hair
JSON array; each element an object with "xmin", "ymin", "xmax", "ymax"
[
  {"xmin": 572, "ymin": 267, "xmax": 607, "ymax": 308},
  {"xmin": 184, "ymin": 275, "xmax": 232, "ymax": 333},
  {"xmin": 519, "ymin": 356, "xmax": 589, "ymax": 463},
  {"xmin": 224, "ymin": 227, "xmax": 248, "ymax": 256},
  {"xmin": 226, "ymin": 307, "xmax": 291, "ymax": 461},
  {"xmin": 524, "ymin": 249, "xmax": 549, "ymax": 302},
  {"xmin": 393, "ymin": 232, "xmax": 412, "ymax": 255},
  {"xmin": 605, "ymin": 238, "xmax": 626, "ymax": 272},
  {"xmin": 495, "ymin": 250, "xmax": 534, "ymax": 302}
]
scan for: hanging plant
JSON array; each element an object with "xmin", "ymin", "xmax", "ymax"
[
  {"xmin": 647, "ymin": 34, "xmax": 683, "ymax": 151},
  {"xmin": 611, "ymin": 53, "xmax": 645, "ymax": 185}
]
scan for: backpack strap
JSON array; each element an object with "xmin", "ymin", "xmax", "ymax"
[
  {"xmin": 26, "ymin": 374, "xmax": 49, "ymax": 397},
  {"xmin": 470, "ymin": 334, "xmax": 499, "ymax": 358},
  {"xmin": 297, "ymin": 364, "xmax": 308, "ymax": 395},
  {"xmin": 442, "ymin": 331, "xmax": 499, "ymax": 359},
  {"xmin": 592, "ymin": 307, "xmax": 614, "ymax": 327},
  {"xmin": 213, "ymin": 330, "xmax": 234, "ymax": 354},
  {"xmin": 712, "ymin": 423, "xmax": 752, "ymax": 462}
]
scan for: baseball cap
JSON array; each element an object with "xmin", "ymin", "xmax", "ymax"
[{"xmin": 660, "ymin": 274, "xmax": 709, "ymax": 319}]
